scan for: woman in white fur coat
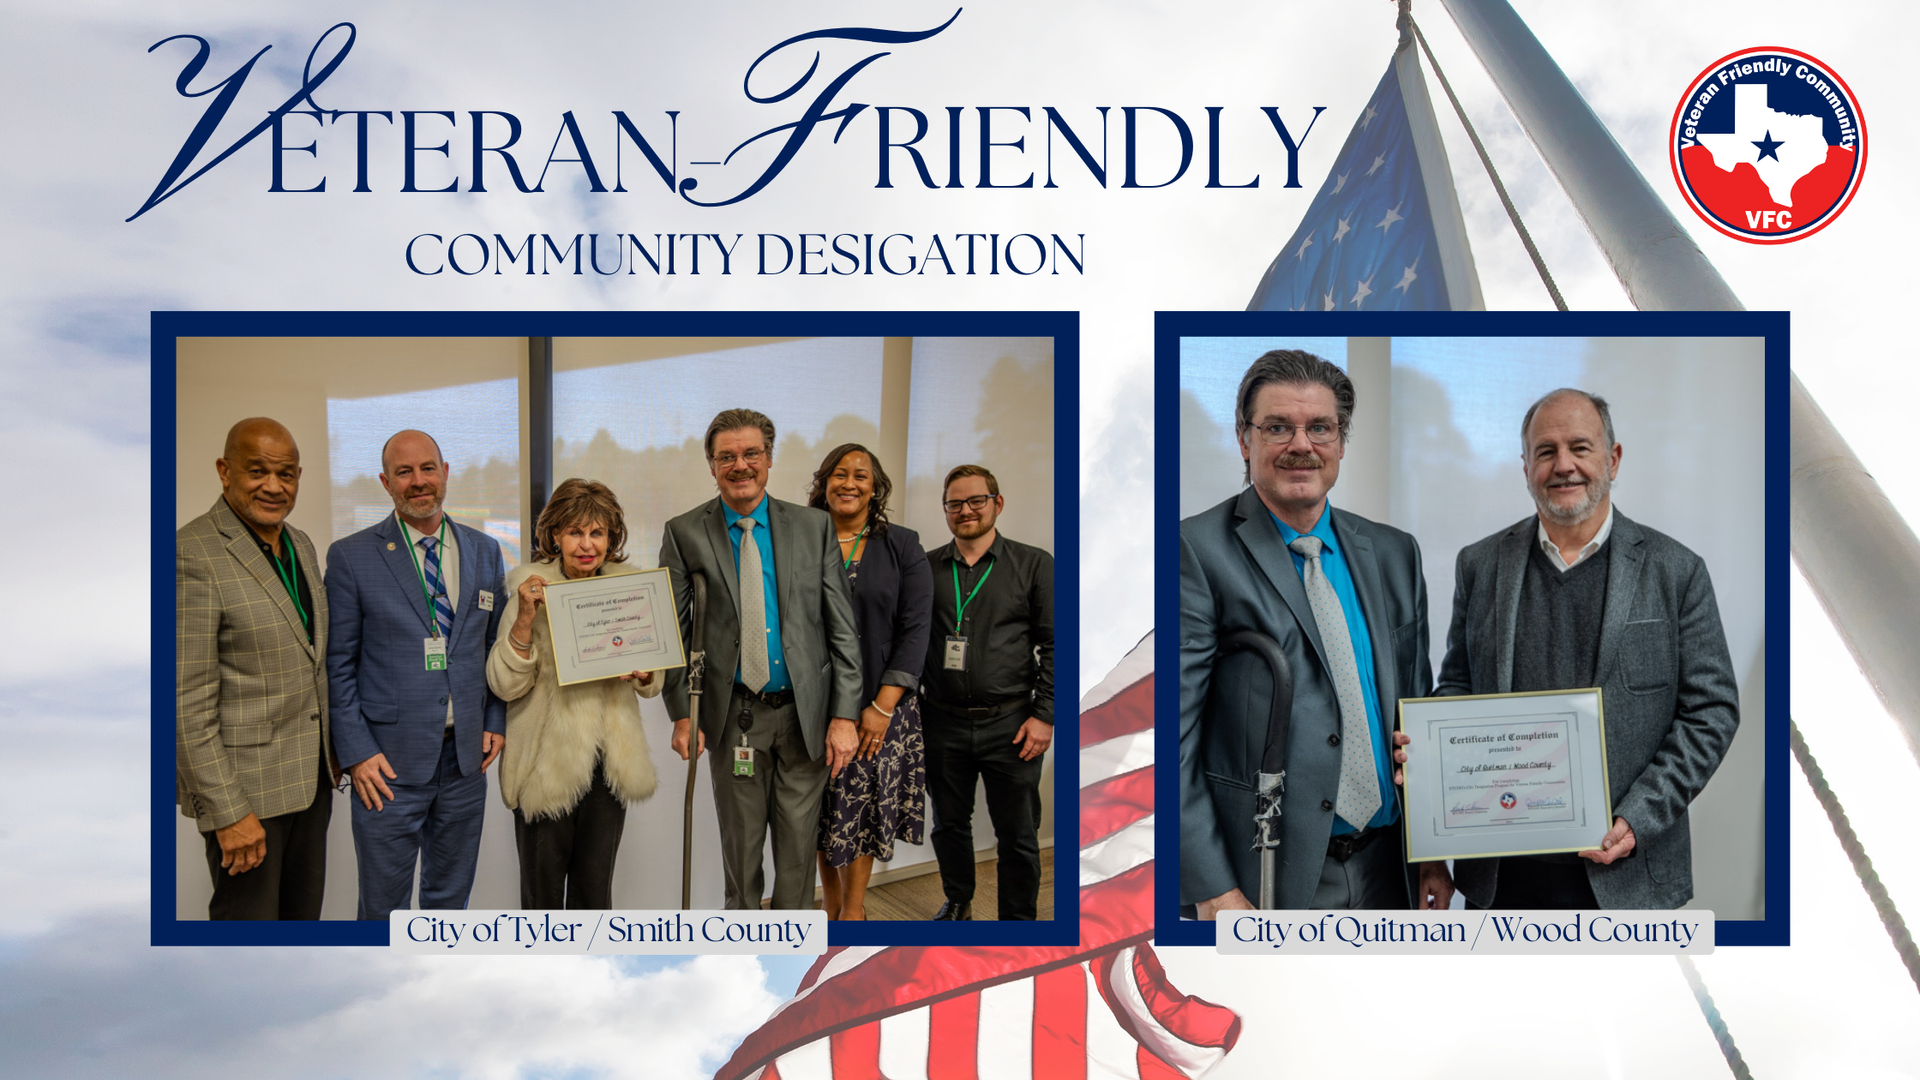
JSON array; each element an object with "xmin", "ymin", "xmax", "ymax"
[{"xmin": 486, "ymin": 478, "xmax": 659, "ymax": 908}]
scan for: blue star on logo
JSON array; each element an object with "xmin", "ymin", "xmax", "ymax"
[{"xmin": 1752, "ymin": 130, "xmax": 1783, "ymax": 162}]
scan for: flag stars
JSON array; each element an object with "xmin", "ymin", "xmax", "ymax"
[
  {"xmin": 1322, "ymin": 289, "xmax": 1336, "ymax": 311},
  {"xmin": 1366, "ymin": 154, "xmax": 1387, "ymax": 176},
  {"xmin": 1350, "ymin": 273, "xmax": 1375, "ymax": 307},
  {"xmin": 1374, "ymin": 202, "xmax": 1405, "ymax": 232},
  {"xmin": 1359, "ymin": 104, "xmax": 1378, "ymax": 131},
  {"xmin": 1294, "ymin": 232, "xmax": 1314, "ymax": 262},
  {"xmin": 1332, "ymin": 215, "xmax": 1352, "ymax": 243},
  {"xmin": 1393, "ymin": 258, "xmax": 1419, "ymax": 294},
  {"xmin": 1751, "ymin": 129, "xmax": 1783, "ymax": 161},
  {"xmin": 1330, "ymin": 171, "xmax": 1349, "ymax": 195}
]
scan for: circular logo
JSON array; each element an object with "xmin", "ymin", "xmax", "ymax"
[
  {"xmin": 1669, "ymin": 47, "xmax": 1865, "ymax": 243},
  {"xmin": 1499, "ymin": 792, "xmax": 1518, "ymax": 810}
]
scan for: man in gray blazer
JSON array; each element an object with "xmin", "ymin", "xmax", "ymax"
[
  {"xmin": 1437, "ymin": 389, "xmax": 1739, "ymax": 909},
  {"xmin": 661, "ymin": 408, "xmax": 863, "ymax": 910},
  {"xmin": 177, "ymin": 418, "xmax": 335, "ymax": 919},
  {"xmin": 1180, "ymin": 351, "xmax": 1452, "ymax": 915}
]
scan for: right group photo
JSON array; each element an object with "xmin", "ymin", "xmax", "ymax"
[{"xmin": 1162, "ymin": 322, "xmax": 1778, "ymax": 937}]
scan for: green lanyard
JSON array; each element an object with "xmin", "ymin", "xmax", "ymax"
[
  {"xmin": 950, "ymin": 556, "xmax": 994, "ymax": 634},
  {"xmin": 841, "ymin": 526, "xmax": 868, "ymax": 570},
  {"xmin": 400, "ymin": 516, "xmax": 450, "ymax": 637},
  {"xmin": 266, "ymin": 532, "xmax": 309, "ymax": 633}
]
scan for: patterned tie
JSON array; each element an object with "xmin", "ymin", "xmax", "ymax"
[
  {"xmin": 737, "ymin": 517, "xmax": 770, "ymax": 691},
  {"xmin": 420, "ymin": 536, "xmax": 454, "ymax": 639},
  {"xmin": 1287, "ymin": 535, "xmax": 1381, "ymax": 828}
]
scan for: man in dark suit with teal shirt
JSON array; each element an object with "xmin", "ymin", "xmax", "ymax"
[
  {"xmin": 1180, "ymin": 350, "xmax": 1453, "ymax": 914},
  {"xmin": 661, "ymin": 408, "xmax": 864, "ymax": 910}
]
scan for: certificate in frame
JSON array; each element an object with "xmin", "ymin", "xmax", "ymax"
[
  {"xmin": 1399, "ymin": 688, "xmax": 1611, "ymax": 863},
  {"xmin": 540, "ymin": 567, "xmax": 686, "ymax": 686}
]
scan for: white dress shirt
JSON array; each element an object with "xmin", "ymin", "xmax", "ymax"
[{"xmin": 1536, "ymin": 504, "xmax": 1614, "ymax": 572}]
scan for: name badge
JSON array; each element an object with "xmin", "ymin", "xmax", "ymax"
[
  {"xmin": 732, "ymin": 743, "xmax": 755, "ymax": 778},
  {"xmin": 943, "ymin": 635, "xmax": 968, "ymax": 672},
  {"xmin": 477, "ymin": 590, "xmax": 495, "ymax": 612},
  {"xmin": 424, "ymin": 636, "xmax": 448, "ymax": 671}
]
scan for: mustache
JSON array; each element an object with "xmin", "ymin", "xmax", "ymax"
[
  {"xmin": 1275, "ymin": 453, "xmax": 1322, "ymax": 469},
  {"xmin": 725, "ymin": 470, "xmax": 756, "ymax": 482}
]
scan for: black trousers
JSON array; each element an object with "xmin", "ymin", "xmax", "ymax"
[
  {"xmin": 1475, "ymin": 854, "xmax": 1600, "ymax": 909},
  {"xmin": 512, "ymin": 758, "xmax": 628, "ymax": 909},
  {"xmin": 924, "ymin": 704, "xmax": 1043, "ymax": 920},
  {"xmin": 202, "ymin": 755, "xmax": 332, "ymax": 921}
]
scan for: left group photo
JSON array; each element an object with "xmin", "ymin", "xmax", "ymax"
[{"xmin": 158, "ymin": 316, "xmax": 1077, "ymax": 946}]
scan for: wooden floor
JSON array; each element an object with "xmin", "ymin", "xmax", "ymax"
[{"xmin": 842, "ymin": 847, "xmax": 1055, "ymax": 922}]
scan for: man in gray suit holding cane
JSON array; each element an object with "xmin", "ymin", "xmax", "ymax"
[
  {"xmin": 661, "ymin": 408, "xmax": 863, "ymax": 910},
  {"xmin": 1180, "ymin": 350, "xmax": 1452, "ymax": 915},
  {"xmin": 1437, "ymin": 389, "xmax": 1739, "ymax": 909}
]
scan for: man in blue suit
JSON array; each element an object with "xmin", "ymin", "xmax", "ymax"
[{"xmin": 328, "ymin": 430, "xmax": 507, "ymax": 920}]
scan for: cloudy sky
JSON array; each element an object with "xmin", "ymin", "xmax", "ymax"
[{"xmin": 3, "ymin": 0, "xmax": 1915, "ymax": 1076}]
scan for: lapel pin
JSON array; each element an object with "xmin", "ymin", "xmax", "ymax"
[{"xmin": 387, "ymin": 542, "xmax": 397, "ymax": 550}]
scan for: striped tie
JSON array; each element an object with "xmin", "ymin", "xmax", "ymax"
[
  {"xmin": 1287, "ymin": 535, "xmax": 1381, "ymax": 828},
  {"xmin": 420, "ymin": 536, "xmax": 454, "ymax": 639}
]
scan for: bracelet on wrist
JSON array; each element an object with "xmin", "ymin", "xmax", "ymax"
[
  {"xmin": 509, "ymin": 632, "xmax": 533, "ymax": 652},
  {"xmin": 870, "ymin": 700, "xmax": 896, "ymax": 719}
]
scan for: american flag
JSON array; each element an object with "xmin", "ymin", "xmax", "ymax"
[
  {"xmin": 712, "ymin": 635, "xmax": 1243, "ymax": 1080},
  {"xmin": 1247, "ymin": 42, "xmax": 1482, "ymax": 312}
]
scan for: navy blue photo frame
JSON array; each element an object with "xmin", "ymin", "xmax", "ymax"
[
  {"xmin": 1153, "ymin": 310, "xmax": 1789, "ymax": 948},
  {"xmin": 154, "ymin": 309, "xmax": 1080, "ymax": 947}
]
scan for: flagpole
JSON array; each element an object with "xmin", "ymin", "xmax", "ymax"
[
  {"xmin": 1435, "ymin": 0, "xmax": 1739, "ymax": 311},
  {"xmin": 1440, "ymin": 0, "xmax": 1920, "ymax": 770},
  {"xmin": 1791, "ymin": 381, "xmax": 1920, "ymax": 768}
]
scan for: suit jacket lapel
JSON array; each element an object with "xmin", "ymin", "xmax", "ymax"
[
  {"xmin": 1232, "ymin": 489, "xmax": 1332, "ymax": 676},
  {"xmin": 449, "ymin": 521, "xmax": 483, "ymax": 641},
  {"xmin": 704, "ymin": 499, "xmax": 741, "ymax": 615},
  {"xmin": 293, "ymin": 526, "xmax": 325, "ymax": 658},
  {"xmin": 213, "ymin": 498, "xmax": 316, "ymax": 658},
  {"xmin": 1595, "ymin": 511, "xmax": 1646, "ymax": 685},
  {"xmin": 1490, "ymin": 518, "xmax": 1530, "ymax": 694},
  {"xmin": 1333, "ymin": 509, "xmax": 1399, "ymax": 705},
  {"xmin": 380, "ymin": 514, "xmax": 437, "ymax": 633},
  {"xmin": 769, "ymin": 498, "xmax": 797, "ymax": 615}
]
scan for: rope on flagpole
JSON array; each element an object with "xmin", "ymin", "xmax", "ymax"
[
  {"xmin": 1675, "ymin": 956, "xmax": 1755, "ymax": 1080},
  {"xmin": 1403, "ymin": 8, "xmax": 1568, "ymax": 310},
  {"xmin": 1792, "ymin": 716, "xmax": 1920, "ymax": 993}
]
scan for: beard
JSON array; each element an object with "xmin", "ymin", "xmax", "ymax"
[{"xmin": 1532, "ymin": 469, "xmax": 1610, "ymax": 527}]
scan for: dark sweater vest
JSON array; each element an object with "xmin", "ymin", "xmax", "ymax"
[
  {"xmin": 1512, "ymin": 536, "xmax": 1610, "ymax": 694},
  {"xmin": 1505, "ymin": 536, "xmax": 1610, "ymax": 877}
]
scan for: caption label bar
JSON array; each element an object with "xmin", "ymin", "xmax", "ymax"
[
  {"xmin": 1216, "ymin": 910, "xmax": 1714, "ymax": 955},
  {"xmin": 390, "ymin": 910, "xmax": 828, "ymax": 954}
]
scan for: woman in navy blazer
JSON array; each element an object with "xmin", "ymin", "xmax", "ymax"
[{"xmin": 808, "ymin": 444, "xmax": 933, "ymax": 920}]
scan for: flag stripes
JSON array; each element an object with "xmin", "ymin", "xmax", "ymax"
[{"xmin": 718, "ymin": 634, "xmax": 1242, "ymax": 1080}]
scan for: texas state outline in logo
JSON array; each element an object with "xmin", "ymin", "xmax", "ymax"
[{"xmin": 1670, "ymin": 47, "xmax": 1866, "ymax": 243}]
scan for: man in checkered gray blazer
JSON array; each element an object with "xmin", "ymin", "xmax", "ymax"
[{"xmin": 177, "ymin": 418, "xmax": 336, "ymax": 920}]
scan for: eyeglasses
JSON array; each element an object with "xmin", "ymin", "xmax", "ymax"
[
  {"xmin": 1251, "ymin": 421, "xmax": 1341, "ymax": 445},
  {"xmin": 712, "ymin": 448, "xmax": 767, "ymax": 468},
  {"xmin": 942, "ymin": 495, "xmax": 994, "ymax": 514}
]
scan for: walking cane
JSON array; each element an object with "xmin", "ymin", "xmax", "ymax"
[
  {"xmin": 682, "ymin": 571, "xmax": 707, "ymax": 910},
  {"xmin": 1214, "ymin": 630, "xmax": 1292, "ymax": 909}
]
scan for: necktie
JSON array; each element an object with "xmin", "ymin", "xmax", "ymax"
[
  {"xmin": 1287, "ymin": 535, "xmax": 1381, "ymax": 828},
  {"xmin": 420, "ymin": 536, "xmax": 454, "ymax": 639},
  {"xmin": 737, "ymin": 517, "xmax": 770, "ymax": 691}
]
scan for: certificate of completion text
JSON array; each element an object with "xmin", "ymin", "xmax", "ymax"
[{"xmin": 1436, "ymin": 714, "xmax": 1578, "ymax": 829}]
